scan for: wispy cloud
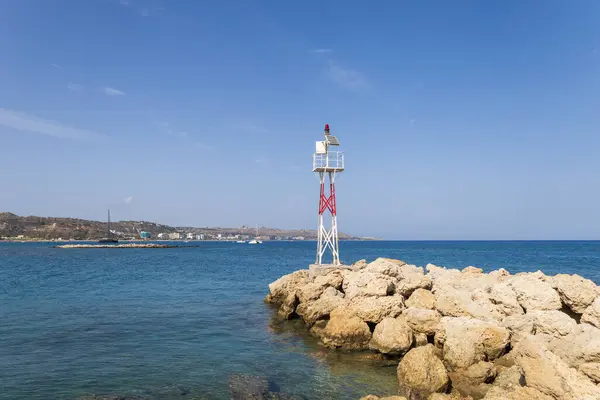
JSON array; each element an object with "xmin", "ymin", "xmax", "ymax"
[
  {"xmin": 410, "ymin": 118, "xmax": 417, "ymax": 125},
  {"xmin": 51, "ymin": 63, "xmax": 64, "ymax": 70},
  {"xmin": 103, "ymin": 87, "xmax": 126, "ymax": 96},
  {"xmin": 161, "ymin": 121, "xmax": 188, "ymax": 139},
  {"xmin": 155, "ymin": 118, "xmax": 213, "ymax": 150},
  {"xmin": 325, "ymin": 61, "xmax": 368, "ymax": 90},
  {"xmin": 310, "ymin": 49, "xmax": 332, "ymax": 53},
  {"xmin": 124, "ymin": 196, "xmax": 134, "ymax": 204},
  {"xmin": 67, "ymin": 83, "xmax": 84, "ymax": 91},
  {"xmin": 255, "ymin": 157, "xmax": 268, "ymax": 164},
  {"xmin": 0, "ymin": 108, "xmax": 104, "ymax": 140}
]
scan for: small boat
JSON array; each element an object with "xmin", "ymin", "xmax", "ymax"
[
  {"xmin": 236, "ymin": 240, "xmax": 246, "ymax": 243},
  {"xmin": 248, "ymin": 224, "xmax": 262, "ymax": 244},
  {"xmin": 99, "ymin": 209, "xmax": 119, "ymax": 243}
]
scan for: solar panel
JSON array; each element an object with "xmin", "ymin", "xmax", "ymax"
[{"xmin": 325, "ymin": 135, "xmax": 340, "ymax": 146}]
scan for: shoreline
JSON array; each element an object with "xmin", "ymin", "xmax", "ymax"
[
  {"xmin": 1, "ymin": 238, "xmax": 382, "ymax": 243},
  {"xmin": 266, "ymin": 258, "xmax": 600, "ymax": 399},
  {"xmin": 54, "ymin": 243, "xmax": 201, "ymax": 249},
  {"xmin": 4, "ymin": 239, "xmax": 600, "ymax": 244}
]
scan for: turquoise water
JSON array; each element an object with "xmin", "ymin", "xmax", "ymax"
[{"xmin": 2, "ymin": 241, "xmax": 600, "ymax": 399}]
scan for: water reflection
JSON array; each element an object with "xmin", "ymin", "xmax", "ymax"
[{"xmin": 267, "ymin": 314, "xmax": 399, "ymax": 397}]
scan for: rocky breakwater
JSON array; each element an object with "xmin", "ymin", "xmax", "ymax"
[{"xmin": 265, "ymin": 258, "xmax": 600, "ymax": 400}]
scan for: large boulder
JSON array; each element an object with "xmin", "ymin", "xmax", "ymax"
[
  {"xmin": 322, "ymin": 286, "xmax": 344, "ymax": 298},
  {"xmin": 436, "ymin": 317, "xmax": 510, "ymax": 369},
  {"xmin": 434, "ymin": 287, "xmax": 504, "ymax": 323},
  {"xmin": 364, "ymin": 257, "xmax": 407, "ymax": 276},
  {"xmin": 295, "ymin": 294, "xmax": 347, "ymax": 326},
  {"xmin": 511, "ymin": 335, "xmax": 600, "ymax": 399},
  {"xmin": 414, "ymin": 333, "xmax": 428, "ymax": 347},
  {"xmin": 492, "ymin": 365, "xmax": 524, "ymax": 391},
  {"xmin": 426, "ymin": 263, "xmax": 462, "ymax": 282},
  {"xmin": 550, "ymin": 323, "xmax": 600, "ymax": 368},
  {"xmin": 501, "ymin": 314, "xmax": 534, "ymax": 336},
  {"xmin": 406, "ymin": 288, "xmax": 436, "ymax": 309},
  {"xmin": 310, "ymin": 306, "xmax": 372, "ymax": 350},
  {"xmin": 578, "ymin": 362, "xmax": 600, "ymax": 384},
  {"xmin": 366, "ymin": 258, "xmax": 432, "ymax": 297},
  {"xmin": 342, "ymin": 271, "xmax": 395, "ymax": 299},
  {"xmin": 348, "ymin": 296, "xmax": 405, "ymax": 324},
  {"xmin": 369, "ymin": 317, "xmax": 413, "ymax": 355},
  {"xmin": 315, "ymin": 270, "xmax": 344, "ymax": 289},
  {"xmin": 482, "ymin": 386, "xmax": 553, "ymax": 400},
  {"xmin": 394, "ymin": 265, "xmax": 433, "ymax": 298},
  {"xmin": 267, "ymin": 270, "xmax": 310, "ymax": 305},
  {"xmin": 296, "ymin": 282, "xmax": 328, "ymax": 304},
  {"xmin": 581, "ymin": 297, "xmax": 600, "ymax": 328},
  {"xmin": 397, "ymin": 344, "xmax": 449, "ymax": 398},
  {"xmin": 403, "ymin": 307, "xmax": 441, "ymax": 335},
  {"xmin": 488, "ymin": 268, "xmax": 511, "ymax": 281},
  {"xmin": 433, "ymin": 288, "xmax": 472, "ymax": 318},
  {"xmin": 435, "ymin": 270, "xmax": 501, "ymax": 294},
  {"xmin": 513, "ymin": 270, "xmax": 548, "ymax": 280},
  {"xmin": 459, "ymin": 361, "xmax": 497, "ymax": 384},
  {"xmin": 277, "ymin": 292, "xmax": 299, "ymax": 320},
  {"xmin": 427, "ymin": 264, "xmax": 486, "ymax": 295},
  {"xmin": 529, "ymin": 310, "xmax": 577, "ymax": 338},
  {"xmin": 486, "ymin": 282, "xmax": 523, "ymax": 316},
  {"xmin": 462, "ymin": 266, "xmax": 483, "ymax": 274},
  {"xmin": 508, "ymin": 274, "xmax": 562, "ymax": 312},
  {"xmin": 447, "ymin": 361, "xmax": 496, "ymax": 399},
  {"xmin": 351, "ymin": 259, "xmax": 368, "ymax": 270},
  {"xmin": 551, "ymin": 274, "xmax": 598, "ymax": 314},
  {"xmin": 297, "ymin": 271, "xmax": 343, "ymax": 303}
]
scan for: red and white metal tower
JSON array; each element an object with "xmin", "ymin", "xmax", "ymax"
[{"xmin": 313, "ymin": 124, "xmax": 344, "ymax": 265}]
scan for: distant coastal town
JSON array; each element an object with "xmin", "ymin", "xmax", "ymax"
[{"xmin": 0, "ymin": 212, "xmax": 378, "ymax": 242}]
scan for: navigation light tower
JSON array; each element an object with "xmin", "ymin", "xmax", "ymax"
[{"xmin": 313, "ymin": 124, "xmax": 344, "ymax": 265}]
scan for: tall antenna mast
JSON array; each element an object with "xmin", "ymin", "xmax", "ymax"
[{"xmin": 312, "ymin": 123, "xmax": 344, "ymax": 265}]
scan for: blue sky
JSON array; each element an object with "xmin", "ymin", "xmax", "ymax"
[{"xmin": 1, "ymin": 0, "xmax": 600, "ymax": 239}]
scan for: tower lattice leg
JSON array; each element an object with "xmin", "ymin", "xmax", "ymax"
[{"xmin": 316, "ymin": 172, "xmax": 340, "ymax": 265}]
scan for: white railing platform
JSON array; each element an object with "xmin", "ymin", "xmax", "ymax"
[{"xmin": 313, "ymin": 151, "xmax": 344, "ymax": 172}]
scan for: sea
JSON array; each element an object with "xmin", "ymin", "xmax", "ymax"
[{"xmin": 2, "ymin": 240, "xmax": 600, "ymax": 400}]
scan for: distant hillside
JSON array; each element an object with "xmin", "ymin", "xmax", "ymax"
[
  {"xmin": 0, "ymin": 212, "xmax": 177, "ymax": 240},
  {"xmin": 177, "ymin": 225, "xmax": 357, "ymax": 240},
  {"xmin": 0, "ymin": 212, "xmax": 360, "ymax": 240}
]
